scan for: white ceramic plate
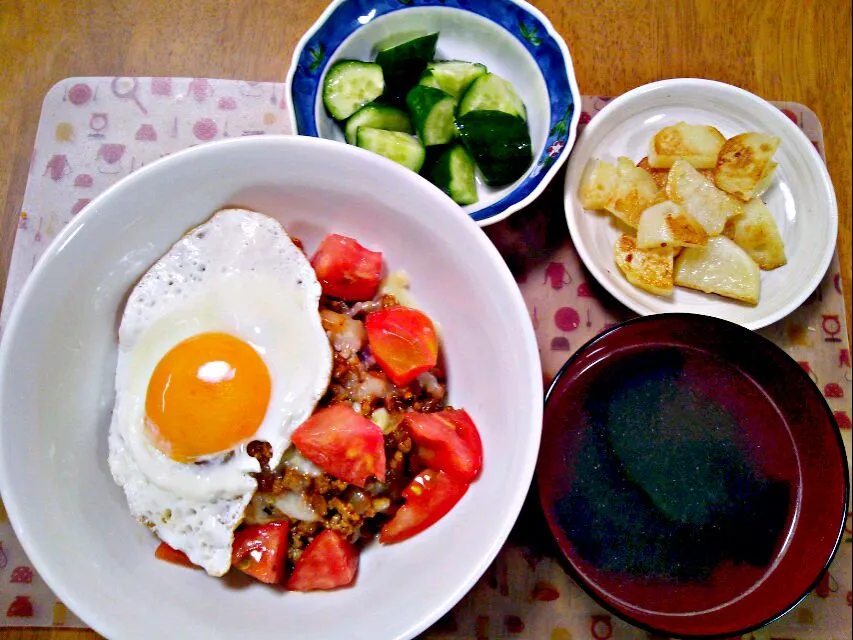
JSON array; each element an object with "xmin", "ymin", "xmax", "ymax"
[{"xmin": 563, "ymin": 78, "xmax": 838, "ymax": 330}]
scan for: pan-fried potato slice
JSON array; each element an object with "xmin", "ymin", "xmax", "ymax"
[
  {"xmin": 714, "ymin": 132, "xmax": 780, "ymax": 202},
  {"xmin": 674, "ymin": 236, "xmax": 760, "ymax": 304},
  {"xmin": 614, "ymin": 234, "xmax": 674, "ymax": 296},
  {"xmin": 648, "ymin": 122, "xmax": 726, "ymax": 169},
  {"xmin": 638, "ymin": 156, "xmax": 714, "ymax": 189},
  {"xmin": 723, "ymin": 198, "xmax": 787, "ymax": 270},
  {"xmin": 666, "ymin": 159, "xmax": 743, "ymax": 235},
  {"xmin": 579, "ymin": 158, "xmax": 619, "ymax": 209},
  {"xmin": 636, "ymin": 200, "xmax": 709, "ymax": 249},
  {"xmin": 637, "ymin": 156, "xmax": 669, "ymax": 189},
  {"xmin": 605, "ymin": 157, "xmax": 662, "ymax": 228}
]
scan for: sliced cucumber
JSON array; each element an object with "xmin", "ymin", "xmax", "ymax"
[
  {"xmin": 458, "ymin": 73, "xmax": 527, "ymax": 121},
  {"xmin": 456, "ymin": 110, "xmax": 532, "ymax": 186},
  {"xmin": 344, "ymin": 103, "xmax": 412, "ymax": 146},
  {"xmin": 430, "ymin": 144, "xmax": 479, "ymax": 205},
  {"xmin": 374, "ymin": 32, "xmax": 439, "ymax": 98},
  {"xmin": 406, "ymin": 85, "xmax": 457, "ymax": 146},
  {"xmin": 323, "ymin": 61, "xmax": 385, "ymax": 121},
  {"xmin": 418, "ymin": 61, "xmax": 487, "ymax": 100},
  {"xmin": 356, "ymin": 127, "xmax": 426, "ymax": 172},
  {"xmin": 418, "ymin": 143, "xmax": 451, "ymax": 177}
]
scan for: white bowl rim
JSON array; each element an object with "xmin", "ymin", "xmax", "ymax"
[
  {"xmin": 563, "ymin": 77, "xmax": 839, "ymax": 331},
  {"xmin": 0, "ymin": 134, "xmax": 544, "ymax": 639}
]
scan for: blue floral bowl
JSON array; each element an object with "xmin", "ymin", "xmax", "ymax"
[{"xmin": 285, "ymin": 0, "xmax": 581, "ymax": 226}]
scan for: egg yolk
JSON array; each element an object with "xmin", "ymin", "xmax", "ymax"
[{"xmin": 145, "ymin": 332, "xmax": 271, "ymax": 461}]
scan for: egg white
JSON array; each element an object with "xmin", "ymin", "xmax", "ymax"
[{"xmin": 108, "ymin": 209, "xmax": 331, "ymax": 576}]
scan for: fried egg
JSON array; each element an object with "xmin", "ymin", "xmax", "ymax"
[{"xmin": 108, "ymin": 209, "xmax": 332, "ymax": 576}]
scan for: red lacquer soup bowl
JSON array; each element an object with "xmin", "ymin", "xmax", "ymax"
[{"xmin": 538, "ymin": 313, "xmax": 848, "ymax": 638}]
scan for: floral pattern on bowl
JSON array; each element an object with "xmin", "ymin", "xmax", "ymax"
[{"xmin": 285, "ymin": 0, "xmax": 581, "ymax": 226}]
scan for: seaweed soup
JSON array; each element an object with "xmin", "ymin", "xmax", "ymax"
[{"xmin": 555, "ymin": 345, "xmax": 797, "ymax": 613}]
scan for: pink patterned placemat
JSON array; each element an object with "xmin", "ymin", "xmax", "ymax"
[{"xmin": 0, "ymin": 78, "xmax": 850, "ymax": 638}]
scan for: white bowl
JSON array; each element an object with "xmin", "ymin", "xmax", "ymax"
[
  {"xmin": 563, "ymin": 78, "xmax": 838, "ymax": 330},
  {"xmin": 285, "ymin": 0, "xmax": 581, "ymax": 226},
  {"xmin": 0, "ymin": 135, "xmax": 542, "ymax": 639}
]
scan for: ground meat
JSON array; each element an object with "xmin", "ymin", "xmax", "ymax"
[
  {"xmin": 384, "ymin": 380, "xmax": 446, "ymax": 413},
  {"xmin": 321, "ymin": 297, "xmax": 350, "ymax": 314},
  {"xmin": 288, "ymin": 520, "xmax": 320, "ymax": 564},
  {"xmin": 247, "ymin": 440, "xmax": 272, "ymax": 467},
  {"xmin": 321, "ymin": 291, "xmax": 448, "ymax": 413},
  {"xmin": 247, "ymin": 294, "xmax": 449, "ymax": 572},
  {"xmin": 253, "ymin": 422, "xmax": 423, "ymax": 571},
  {"xmin": 281, "ymin": 467, "xmax": 311, "ymax": 492},
  {"xmin": 307, "ymin": 492, "xmax": 327, "ymax": 517},
  {"xmin": 311, "ymin": 474, "xmax": 349, "ymax": 496},
  {"xmin": 381, "ymin": 425, "xmax": 419, "ymax": 502},
  {"xmin": 324, "ymin": 345, "xmax": 447, "ymax": 416},
  {"xmin": 247, "ymin": 440, "xmax": 276, "ymax": 492},
  {"xmin": 327, "ymin": 497, "xmax": 362, "ymax": 534}
]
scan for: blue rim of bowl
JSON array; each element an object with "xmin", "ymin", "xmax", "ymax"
[
  {"xmin": 538, "ymin": 313, "xmax": 850, "ymax": 640},
  {"xmin": 285, "ymin": 0, "xmax": 581, "ymax": 224}
]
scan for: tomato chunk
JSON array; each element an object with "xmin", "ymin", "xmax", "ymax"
[
  {"xmin": 292, "ymin": 405, "xmax": 386, "ymax": 487},
  {"xmin": 404, "ymin": 408, "xmax": 483, "ymax": 483},
  {"xmin": 379, "ymin": 469, "xmax": 468, "ymax": 544},
  {"xmin": 154, "ymin": 541, "xmax": 196, "ymax": 568},
  {"xmin": 311, "ymin": 234, "xmax": 383, "ymax": 301},
  {"xmin": 286, "ymin": 530, "xmax": 359, "ymax": 591},
  {"xmin": 231, "ymin": 521, "xmax": 289, "ymax": 584},
  {"xmin": 365, "ymin": 306, "xmax": 439, "ymax": 386}
]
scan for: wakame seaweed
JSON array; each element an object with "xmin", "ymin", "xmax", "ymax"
[{"xmin": 557, "ymin": 348, "xmax": 791, "ymax": 583}]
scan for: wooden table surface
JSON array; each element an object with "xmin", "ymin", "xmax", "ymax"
[{"xmin": 0, "ymin": 1, "xmax": 850, "ymax": 638}]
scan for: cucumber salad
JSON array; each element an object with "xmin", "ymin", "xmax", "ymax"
[{"xmin": 322, "ymin": 32, "xmax": 533, "ymax": 205}]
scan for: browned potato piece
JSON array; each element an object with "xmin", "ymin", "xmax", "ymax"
[
  {"xmin": 666, "ymin": 160, "xmax": 743, "ymax": 235},
  {"xmin": 638, "ymin": 157, "xmax": 715, "ymax": 189},
  {"xmin": 597, "ymin": 125, "xmax": 784, "ymax": 304},
  {"xmin": 637, "ymin": 156, "xmax": 669, "ymax": 189},
  {"xmin": 579, "ymin": 158, "xmax": 619, "ymax": 209},
  {"xmin": 674, "ymin": 236, "xmax": 760, "ymax": 304},
  {"xmin": 714, "ymin": 132, "xmax": 780, "ymax": 202},
  {"xmin": 648, "ymin": 122, "xmax": 726, "ymax": 169},
  {"xmin": 614, "ymin": 234, "xmax": 674, "ymax": 296},
  {"xmin": 636, "ymin": 201, "xmax": 709, "ymax": 249},
  {"xmin": 723, "ymin": 198, "xmax": 787, "ymax": 270},
  {"xmin": 605, "ymin": 157, "xmax": 662, "ymax": 228}
]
